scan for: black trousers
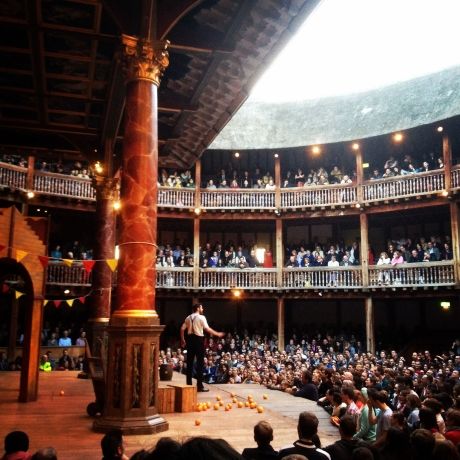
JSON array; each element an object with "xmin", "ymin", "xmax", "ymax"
[{"xmin": 185, "ymin": 334, "xmax": 205, "ymax": 389}]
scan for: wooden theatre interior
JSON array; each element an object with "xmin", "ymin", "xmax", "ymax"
[{"xmin": 0, "ymin": 0, "xmax": 460, "ymax": 434}]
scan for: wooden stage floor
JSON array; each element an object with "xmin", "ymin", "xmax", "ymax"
[{"xmin": 0, "ymin": 372, "xmax": 338, "ymax": 459}]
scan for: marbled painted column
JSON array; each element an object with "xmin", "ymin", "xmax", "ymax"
[
  {"xmin": 94, "ymin": 34, "xmax": 169, "ymax": 435},
  {"xmin": 87, "ymin": 176, "xmax": 118, "ymax": 352}
]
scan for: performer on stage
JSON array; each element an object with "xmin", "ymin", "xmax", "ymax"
[{"xmin": 180, "ymin": 303, "xmax": 224, "ymax": 392}]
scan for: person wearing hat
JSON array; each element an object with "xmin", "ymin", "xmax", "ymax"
[{"xmin": 353, "ymin": 388, "xmax": 377, "ymax": 443}]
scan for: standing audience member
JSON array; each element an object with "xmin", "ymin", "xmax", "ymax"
[
  {"xmin": 100, "ymin": 430, "xmax": 128, "ymax": 460},
  {"xmin": 242, "ymin": 421, "xmax": 278, "ymax": 460},
  {"xmin": 367, "ymin": 389, "xmax": 393, "ymax": 448},
  {"xmin": 325, "ymin": 415, "xmax": 365, "ymax": 460}
]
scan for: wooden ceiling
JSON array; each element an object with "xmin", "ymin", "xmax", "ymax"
[{"xmin": 0, "ymin": 0, "xmax": 319, "ymax": 168}]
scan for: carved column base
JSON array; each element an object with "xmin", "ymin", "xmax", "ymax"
[
  {"xmin": 88, "ymin": 318, "xmax": 109, "ymax": 358},
  {"xmin": 93, "ymin": 313, "xmax": 168, "ymax": 434}
]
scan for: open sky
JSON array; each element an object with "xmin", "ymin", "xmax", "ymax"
[{"xmin": 250, "ymin": 0, "xmax": 460, "ymax": 102}]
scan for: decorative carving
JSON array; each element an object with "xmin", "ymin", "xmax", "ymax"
[
  {"xmin": 113, "ymin": 344, "xmax": 122, "ymax": 408},
  {"xmin": 92, "ymin": 176, "xmax": 119, "ymax": 201},
  {"xmin": 149, "ymin": 343, "xmax": 155, "ymax": 407},
  {"xmin": 121, "ymin": 34, "xmax": 169, "ymax": 86},
  {"xmin": 132, "ymin": 344, "xmax": 142, "ymax": 408}
]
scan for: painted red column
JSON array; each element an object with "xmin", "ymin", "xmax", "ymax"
[{"xmin": 94, "ymin": 35, "xmax": 169, "ymax": 435}]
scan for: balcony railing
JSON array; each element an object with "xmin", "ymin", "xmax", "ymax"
[
  {"xmin": 283, "ymin": 266, "xmax": 363, "ymax": 289},
  {"xmin": 34, "ymin": 170, "xmax": 96, "ymax": 201},
  {"xmin": 363, "ymin": 169, "xmax": 445, "ymax": 203},
  {"xmin": 46, "ymin": 262, "xmax": 92, "ymax": 286},
  {"xmin": 368, "ymin": 261, "xmax": 455, "ymax": 288},
  {"xmin": 158, "ymin": 187, "xmax": 195, "ymax": 208},
  {"xmin": 45, "ymin": 262, "xmax": 455, "ymax": 291},
  {"xmin": 281, "ymin": 184, "xmax": 357, "ymax": 209},
  {"xmin": 0, "ymin": 161, "xmax": 455, "ymax": 210},
  {"xmin": 200, "ymin": 189, "xmax": 275, "ymax": 210},
  {"xmin": 199, "ymin": 268, "xmax": 278, "ymax": 289},
  {"xmin": 0, "ymin": 162, "xmax": 27, "ymax": 190}
]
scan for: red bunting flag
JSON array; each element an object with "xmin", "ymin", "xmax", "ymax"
[
  {"xmin": 82, "ymin": 260, "xmax": 96, "ymax": 274},
  {"xmin": 2, "ymin": 283, "xmax": 9, "ymax": 293},
  {"xmin": 79, "ymin": 296, "xmax": 86, "ymax": 304},
  {"xmin": 53, "ymin": 300, "xmax": 61, "ymax": 308},
  {"xmin": 38, "ymin": 255, "xmax": 49, "ymax": 269}
]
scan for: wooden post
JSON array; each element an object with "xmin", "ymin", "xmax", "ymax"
[
  {"xmin": 443, "ymin": 133, "xmax": 452, "ymax": 192},
  {"xmin": 194, "ymin": 159, "xmax": 201, "ymax": 210},
  {"xmin": 275, "ymin": 219, "xmax": 283, "ymax": 288},
  {"xmin": 355, "ymin": 145, "xmax": 364, "ymax": 204},
  {"xmin": 277, "ymin": 297, "xmax": 285, "ymax": 352},
  {"xmin": 450, "ymin": 202, "xmax": 460, "ymax": 284},
  {"xmin": 364, "ymin": 297, "xmax": 375, "ymax": 354},
  {"xmin": 274, "ymin": 154, "xmax": 281, "ymax": 210},
  {"xmin": 193, "ymin": 217, "xmax": 200, "ymax": 288},
  {"xmin": 360, "ymin": 212, "xmax": 369, "ymax": 287}
]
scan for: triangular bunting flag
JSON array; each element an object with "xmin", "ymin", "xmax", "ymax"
[
  {"xmin": 0, "ymin": 244, "xmax": 5, "ymax": 253},
  {"xmin": 66, "ymin": 299, "xmax": 75, "ymax": 307},
  {"xmin": 43, "ymin": 300, "xmax": 49, "ymax": 306},
  {"xmin": 16, "ymin": 249, "xmax": 28, "ymax": 262},
  {"xmin": 82, "ymin": 260, "xmax": 96, "ymax": 273},
  {"xmin": 63, "ymin": 259, "xmax": 73, "ymax": 267},
  {"xmin": 15, "ymin": 290, "xmax": 25, "ymax": 299},
  {"xmin": 106, "ymin": 259, "xmax": 118, "ymax": 271},
  {"xmin": 78, "ymin": 296, "xmax": 86, "ymax": 304},
  {"xmin": 2, "ymin": 283, "xmax": 9, "ymax": 293},
  {"xmin": 38, "ymin": 255, "xmax": 49, "ymax": 269},
  {"xmin": 53, "ymin": 300, "xmax": 61, "ymax": 308}
]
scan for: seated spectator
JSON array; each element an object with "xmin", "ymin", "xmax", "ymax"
[
  {"xmin": 101, "ymin": 430, "xmax": 128, "ymax": 460},
  {"xmin": 391, "ymin": 251, "xmax": 404, "ymax": 266},
  {"xmin": 58, "ymin": 330, "xmax": 72, "ymax": 347},
  {"xmin": 288, "ymin": 370, "xmax": 318, "ymax": 402},
  {"xmin": 180, "ymin": 437, "xmax": 242, "ymax": 460},
  {"xmin": 2, "ymin": 431, "xmax": 32, "ymax": 460},
  {"xmin": 75, "ymin": 331, "xmax": 87, "ymax": 347},
  {"xmin": 150, "ymin": 437, "xmax": 181, "ymax": 460},
  {"xmin": 39, "ymin": 354, "xmax": 52, "ymax": 372},
  {"xmin": 242, "ymin": 421, "xmax": 278, "ymax": 460},
  {"xmin": 57, "ymin": 349, "xmax": 74, "ymax": 370},
  {"xmin": 207, "ymin": 179, "xmax": 217, "ymax": 189},
  {"xmin": 31, "ymin": 447, "xmax": 57, "ymax": 460},
  {"xmin": 278, "ymin": 412, "xmax": 330, "ymax": 459}
]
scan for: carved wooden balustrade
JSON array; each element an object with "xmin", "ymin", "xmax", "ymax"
[
  {"xmin": 200, "ymin": 189, "xmax": 275, "ymax": 210},
  {"xmin": 156, "ymin": 267, "xmax": 194, "ymax": 288},
  {"xmin": 368, "ymin": 261, "xmax": 455, "ymax": 288},
  {"xmin": 199, "ymin": 268, "xmax": 278, "ymax": 289},
  {"xmin": 451, "ymin": 165, "xmax": 460, "ymax": 190},
  {"xmin": 33, "ymin": 170, "xmax": 95, "ymax": 200},
  {"xmin": 158, "ymin": 187, "xmax": 195, "ymax": 208},
  {"xmin": 46, "ymin": 262, "xmax": 92, "ymax": 286},
  {"xmin": 0, "ymin": 162, "xmax": 27, "ymax": 190},
  {"xmin": 363, "ymin": 169, "xmax": 445, "ymax": 203},
  {"xmin": 281, "ymin": 184, "xmax": 357, "ymax": 209},
  {"xmin": 283, "ymin": 266, "xmax": 363, "ymax": 289}
]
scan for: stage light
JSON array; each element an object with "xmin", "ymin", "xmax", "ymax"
[
  {"xmin": 113, "ymin": 200, "xmax": 121, "ymax": 211},
  {"xmin": 352, "ymin": 143, "xmax": 360, "ymax": 151},
  {"xmin": 311, "ymin": 145, "xmax": 321, "ymax": 155},
  {"xmin": 437, "ymin": 126, "xmax": 443, "ymax": 133},
  {"xmin": 274, "ymin": 153, "xmax": 279, "ymax": 158},
  {"xmin": 441, "ymin": 190, "xmax": 449, "ymax": 197},
  {"xmin": 393, "ymin": 132, "xmax": 403, "ymax": 143},
  {"xmin": 194, "ymin": 207, "xmax": 202, "ymax": 215},
  {"xmin": 115, "ymin": 245, "xmax": 120, "ymax": 260},
  {"xmin": 64, "ymin": 289, "xmax": 70, "ymax": 295},
  {"xmin": 234, "ymin": 152, "xmax": 240, "ymax": 158},
  {"xmin": 94, "ymin": 161, "xmax": 103, "ymax": 174},
  {"xmin": 27, "ymin": 191, "xmax": 35, "ymax": 199},
  {"xmin": 233, "ymin": 289, "xmax": 241, "ymax": 298},
  {"xmin": 440, "ymin": 301, "xmax": 451, "ymax": 310},
  {"xmin": 362, "ymin": 163, "xmax": 369, "ymax": 168}
]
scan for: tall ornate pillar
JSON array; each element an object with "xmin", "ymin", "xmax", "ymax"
[
  {"xmin": 87, "ymin": 176, "xmax": 118, "ymax": 354},
  {"xmin": 94, "ymin": 34, "xmax": 169, "ymax": 434}
]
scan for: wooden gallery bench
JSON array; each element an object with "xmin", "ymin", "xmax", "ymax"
[{"xmin": 157, "ymin": 383, "xmax": 197, "ymax": 413}]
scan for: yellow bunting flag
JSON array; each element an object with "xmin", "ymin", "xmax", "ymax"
[
  {"xmin": 106, "ymin": 259, "xmax": 118, "ymax": 272},
  {"xmin": 16, "ymin": 249, "xmax": 28, "ymax": 262},
  {"xmin": 63, "ymin": 259, "xmax": 73, "ymax": 267},
  {"xmin": 66, "ymin": 299, "xmax": 75, "ymax": 307},
  {"xmin": 15, "ymin": 290, "xmax": 25, "ymax": 299},
  {"xmin": 43, "ymin": 300, "xmax": 49, "ymax": 306}
]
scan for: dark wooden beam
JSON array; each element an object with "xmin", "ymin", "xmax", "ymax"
[{"xmin": 157, "ymin": 0, "xmax": 205, "ymax": 39}]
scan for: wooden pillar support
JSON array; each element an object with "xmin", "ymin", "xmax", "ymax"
[
  {"xmin": 277, "ymin": 297, "xmax": 285, "ymax": 352},
  {"xmin": 360, "ymin": 212, "xmax": 369, "ymax": 287},
  {"xmin": 364, "ymin": 297, "xmax": 375, "ymax": 354},
  {"xmin": 355, "ymin": 146, "xmax": 364, "ymax": 204},
  {"xmin": 194, "ymin": 159, "xmax": 201, "ymax": 210},
  {"xmin": 275, "ymin": 219, "xmax": 283, "ymax": 287},
  {"xmin": 443, "ymin": 133, "xmax": 452, "ymax": 192},
  {"xmin": 193, "ymin": 218, "xmax": 200, "ymax": 288},
  {"xmin": 274, "ymin": 154, "xmax": 281, "ymax": 210}
]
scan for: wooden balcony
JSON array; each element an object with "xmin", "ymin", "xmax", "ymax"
[
  {"xmin": 200, "ymin": 189, "xmax": 275, "ymax": 210},
  {"xmin": 363, "ymin": 169, "xmax": 445, "ymax": 203},
  {"xmin": 43, "ymin": 262, "xmax": 455, "ymax": 291},
  {"xmin": 281, "ymin": 184, "xmax": 357, "ymax": 209},
  {"xmin": 368, "ymin": 261, "xmax": 455, "ymax": 288},
  {"xmin": 283, "ymin": 266, "xmax": 363, "ymax": 289},
  {"xmin": 0, "ymin": 161, "xmax": 455, "ymax": 210}
]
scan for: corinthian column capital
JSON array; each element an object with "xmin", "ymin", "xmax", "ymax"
[{"xmin": 121, "ymin": 34, "xmax": 169, "ymax": 86}]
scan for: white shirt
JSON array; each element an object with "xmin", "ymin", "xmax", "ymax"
[{"xmin": 185, "ymin": 313, "xmax": 209, "ymax": 337}]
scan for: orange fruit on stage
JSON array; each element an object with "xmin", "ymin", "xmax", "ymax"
[
  {"xmin": 257, "ymin": 406, "xmax": 264, "ymax": 413},
  {"xmin": 250, "ymin": 402, "xmax": 257, "ymax": 409},
  {"xmin": 237, "ymin": 401, "xmax": 244, "ymax": 408},
  {"xmin": 230, "ymin": 392, "xmax": 236, "ymax": 398},
  {"xmin": 216, "ymin": 395, "xmax": 222, "ymax": 401},
  {"xmin": 232, "ymin": 397, "xmax": 237, "ymax": 403},
  {"xmin": 196, "ymin": 404, "xmax": 202, "ymax": 412},
  {"xmin": 195, "ymin": 419, "xmax": 201, "ymax": 426},
  {"xmin": 206, "ymin": 402, "xmax": 211, "ymax": 409},
  {"xmin": 263, "ymin": 394, "xmax": 268, "ymax": 400},
  {"xmin": 213, "ymin": 403, "xmax": 220, "ymax": 410},
  {"xmin": 247, "ymin": 394, "xmax": 253, "ymax": 400},
  {"xmin": 225, "ymin": 405, "xmax": 230, "ymax": 411},
  {"xmin": 219, "ymin": 401, "xmax": 224, "ymax": 406},
  {"xmin": 245, "ymin": 401, "xmax": 250, "ymax": 407},
  {"xmin": 59, "ymin": 390, "xmax": 65, "ymax": 396}
]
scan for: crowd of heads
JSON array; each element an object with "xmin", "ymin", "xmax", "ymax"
[
  {"xmin": 49, "ymin": 240, "xmax": 93, "ymax": 261},
  {"xmin": 283, "ymin": 165, "xmax": 354, "ymax": 188}
]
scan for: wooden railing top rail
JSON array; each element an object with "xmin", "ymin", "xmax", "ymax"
[
  {"xmin": 362, "ymin": 168, "xmax": 444, "ymax": 186},
  {"xmin": 34, "ymin": 169, "xmax": 92, "ymax": 183},
  {"xmin": 0, "ymin": 161, "xmax": 27, "ymax": 173},
  {"xmin": 369, "ymin": 260, "xmax": 453, "ymax": 269}
]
